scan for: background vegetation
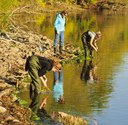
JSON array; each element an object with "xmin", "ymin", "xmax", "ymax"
[
  {"xmin": 0, "ymin": 0, "xmax": 127, "ymax": 30},
  {"xmin": 0, "ymin": 0, "xmax": 127, "ymax": 14}
]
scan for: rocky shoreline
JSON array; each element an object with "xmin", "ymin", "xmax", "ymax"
[{"xmin": 0, "ymin": 25, "xmax": 80, "ymax": 84}]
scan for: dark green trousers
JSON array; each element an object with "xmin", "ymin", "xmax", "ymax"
[
  {"xmin": 28, "ymin": 56, "xmax": 42, "ymax": 98},
  {"xmin": 29, "ymin": 91, "xmax": 40, "ymax": 113}
]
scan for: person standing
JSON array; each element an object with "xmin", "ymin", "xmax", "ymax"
[
  {"xmin": 53, "ymin": 10, "xmax": 68, "ymax": 54},
  {"xmin": 25, "ymin": 55, "xmax": 62, "ymax": 100},
  {"xmin": 81, "ymin": 30, "xmax": 101, "ymax": 58}
]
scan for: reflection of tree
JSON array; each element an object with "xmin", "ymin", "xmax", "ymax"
[{"xmin": 86, "ymin": 80, "xmax": 113, "ymax": 111}]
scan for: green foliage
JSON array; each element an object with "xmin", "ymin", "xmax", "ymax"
[
  {"xmin": 36, "ymin": 0, "xmax": 45, "ymax": 7},
  {"xmin": 19, "ymin": 99, "xmax": 28, "ymax": 106},
  {"xmin": 0, "ymin": 15, "xmax": 9, "ymax": 30},
  {"xmin": 73, "ymin": 49, "xmax": 87, "ymax": 63},
  {"xmin": 86, "ymin": 0, "xmax": 97, "ymax": 4},
  {"xmin": 22, "ymin": 75, "xmax": 31, "ymax": 83},
  {"xmin": 0, "ymin": 0, "xmax": 19, "ymax": 29},
  {"xmin": 0, "ymin": 0, "xmax": 19, "ymax": 13}
]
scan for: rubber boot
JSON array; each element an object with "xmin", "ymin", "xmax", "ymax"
[
  {"xmin": 54, "ymin": 46, "xmax": 57, "ymax": 55},
  {"xmin": 59, "ymin": 46, "xmax": 63, "ymax": 54}
]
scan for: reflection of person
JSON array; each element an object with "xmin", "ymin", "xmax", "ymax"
[
  {"xmin": 25, "ymin": 55, "xmax": 62, "ymax": 100},
  {"xmin": 53, "ymin": 10, "xmax": 68, "ymax": 54},
  {"xmin": 38, "ymin": 96, "xmax": 50, "ymax": 118},
  {"xmin": 81, "ymin": 30, "xmax": 101, "ymax": 58},
  {"xmin": 80, "ymin": 60, "xmax": 98, "ymax": 83},
  {"xmin": 52, "ymin": 69, "xmax": 64, "ymax": 103},
  {"xmin": 29, "ymin": 91, "xmax": 50, "ymax": 119}
]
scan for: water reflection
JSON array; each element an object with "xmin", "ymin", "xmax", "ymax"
[
  {"xmin": 28, "ymin": 89, "xmax": 66, "ymax": 125},
  {"xmin": 28, "ymin": 69, "xmax": 65, "ymax": 123},
  {"xmin": 80, "ymin": 59, "xmax": 99, "ymax": 84},
  {"xmin": 29, "ymin": 92, "xmax": 53, "ymax": 124},
  {"xmin": 37, "ymin": 96, "xmax": 52, "ymax": 122},
  {"xmin": 29, "ymin": 90, "xmax": 49, "ymax": 114},
  {"xmin": 52, "ymin": 69, "xmax": 64, "ymax": 104}
]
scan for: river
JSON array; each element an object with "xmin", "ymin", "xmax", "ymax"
[{"xmin": 18, "ymin": 10, "xmax": 128, "ymax": 125}]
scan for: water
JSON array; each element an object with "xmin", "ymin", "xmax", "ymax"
[
  {"xmin": 92, "ymin": 54, "xmax": 128, "ymax": 125},
  {"xmin": 17, "ymin": 10, "xmax": 128, "ymax": 125}
]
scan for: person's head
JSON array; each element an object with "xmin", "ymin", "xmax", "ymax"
[
  {"xmin": 58, "ymin": 95, "xmax": 65, "ymax": 104},
  {"xmin": 95, "ymin": 31, "xmax": 101, "ymax": 40},
  {"xmin": 61, "ymin": 10, "xmax": 68, "ymax": 18},
  {"xmin": 52, "ymin": 59, "xmax": 62, "ymax": 72}
]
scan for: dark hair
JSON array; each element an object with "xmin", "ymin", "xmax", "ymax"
[
  {"xmin": 58, "ymin": 96, "xmax": 65, "ymax": 104},
  {"xmin": 61, "ymin": 10, "xmax": 68, "ymax": 16}
]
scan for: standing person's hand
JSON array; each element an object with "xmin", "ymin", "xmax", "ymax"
[{"xmin": 57, "ymin": 31, "xmax": 60, "ymax": 34}]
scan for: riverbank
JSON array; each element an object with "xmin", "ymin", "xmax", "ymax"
[{"xmin": 0, "ymin": 24, "xmax": 84, "ymax": 124}]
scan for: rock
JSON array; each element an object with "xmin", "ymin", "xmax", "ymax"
[
  {"xmin": 0, "ymin": 106, "xmax": 7, "ymax": 113},
  {"xmin": 0, "ymin": 82, "xmax": 12, "ymax": 90},
  {"xmin": 52, "ymin": 111, "xmax": 88, "ymax": 125},
  {"xmin": 41, "ymin": 36, "xmax": 47, "ymax": 41}
]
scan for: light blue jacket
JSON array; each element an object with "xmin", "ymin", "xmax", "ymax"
[
  {"xmin": 54, "ymin": 13, "xmax": 66, "ymax": 32},
  {"xmin": 53, "ymin": 81, "xmax": 63, "ymax": 102}
]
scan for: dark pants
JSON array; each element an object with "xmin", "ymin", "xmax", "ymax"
[
  {"xmin": 28, "ymin": 56, "xmax": 42, "ymax": 98},
  {"xmin": 81, "ymin": 35, "xmax": 93, "ymax": 57},
  {"xmin": 29, "ymin": 90, "xmax": 40, "ymax": 113}
]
